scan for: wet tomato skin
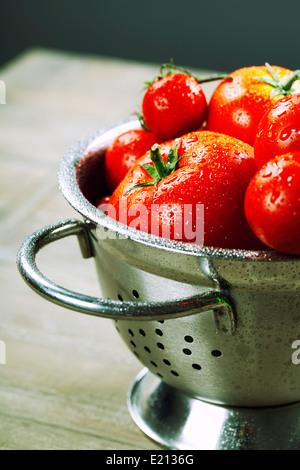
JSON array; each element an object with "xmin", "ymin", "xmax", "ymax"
[
  {"xmin": 142, "ymin": 73, "xmax": 207, "ymax": 141},
  {"xmin": 206, "ymin": 65, "xmax": 294, "ymax": 146},
  {"xmin": 105, "ymin": 129, "xmax": 160, "ymax": 192},
  {"xmin": 110, "ymin": 131, "xmax": 265, "ymax": 250},
  {"xmin": 244, "ymin": 152, "xmax": 300, "ymax": 254},
  {"xmin": 254, "ymin": 93, "xmax": 300, "ymax": 169},
  {"xmin": 96, "ymin": 195, "xmax": 111, "ymax": 209}
]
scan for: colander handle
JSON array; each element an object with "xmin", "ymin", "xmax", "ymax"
[{"xmin": 17, "ymin": 218, "xmax": 236, "ymax": 334}]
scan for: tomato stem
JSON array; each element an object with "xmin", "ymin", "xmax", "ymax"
[
  {"xmin": 127, "ymin": 141, "xmax": 183, "ymax": 193},
  {"xmin": 145, "ymin": 59, "xmax": 230, "ymax": 88},
  {"xmin": 265, "ymin": 62, "xmax": 281, "ymax": 82},
  {"xmin": 148, "ymin": 144, "xmax": 170, "ymax": 180},
  {"xmin": 255, "ymin": 62, "xmax": 300, "ymax": 97},
  {"xmin": 195, "ymin": 74, "xmax": 231, "ymax": 84},
  {"xmin": 160, "ymin": 61, "xmax": 229, "ymax": 83},
  {"xmin": 282, "ymin": 70, "xmax": 300, "ymax": 91},
  {"xmin": 134, "ymin": 111, "xmax": 152, "ymax": 132}
]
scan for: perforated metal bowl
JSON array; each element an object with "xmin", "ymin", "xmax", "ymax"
[{"xmin": 17, "ymin": 120, "xmax": 300, "ymax": 412}]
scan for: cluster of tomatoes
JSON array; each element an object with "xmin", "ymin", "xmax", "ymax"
[{"xmin": 102, "ymin": 62, "xmax": 300, "ymax": 255}]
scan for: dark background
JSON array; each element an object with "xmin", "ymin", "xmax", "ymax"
[{"xmin": 1, "ymin": 0, "xmax": 299, "ymax": 72}]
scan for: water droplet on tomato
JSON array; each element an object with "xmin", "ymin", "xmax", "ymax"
[
  {"xmin": 273, "ymin": 101, "xmax": 288, "ymax": 117},
  {"xmin": 279, "ymin": 126, "xmax": 293, "ymax": 142},
  {"xmin": 270, "ymin": 192, "xmax": 281, "ymax": 204},
  {"xmin": 186, "ymin": 135, "xmax": 199, "ymax": 144}
]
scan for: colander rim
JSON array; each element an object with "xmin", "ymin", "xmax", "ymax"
[{"xmin": 58, "ymin": 119, "xmax": 300, "ymax": 263}]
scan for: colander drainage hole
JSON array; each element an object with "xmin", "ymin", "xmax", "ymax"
[
  {"xmin": 184, "ymin": 335, "xmax": 194, "ymax": 343},
  {"xmin": 118, "ymin": 294, "xmax": 123, "ymax": 301},
  {"xmin": 211, "ymin": 349, "xmax": 222, "ymax": 357},
  {"xmin": 183, "ymin": 348, "xmax": 192, "ymax": 355},
  {"xmin": 161, "ymin": 359, "xmax": 178, "ymax": 376},
  {"xmin": 132, "ymin": 290, "xmax": 139, "ymax": 298}
]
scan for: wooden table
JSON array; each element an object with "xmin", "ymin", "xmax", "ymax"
[{"xmin": 0, "ymin": 49, "xmax": 216, "ymax": 450}]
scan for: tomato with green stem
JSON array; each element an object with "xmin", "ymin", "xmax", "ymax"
[
  {"xmin": 141, "ymin": 62, "xmax": 229, "ymax": 141},
  {"xmin": 206, "ymin": 63, "xmax": 300, "ymax": 146},
  {"xmin": 109, "ymin": 131, "xmax": 265, "ymax": 250}
]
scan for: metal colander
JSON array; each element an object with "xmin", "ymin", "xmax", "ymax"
[{"xmin": 17, "ymin": 120, "xmax": 300, "ymax": 449}]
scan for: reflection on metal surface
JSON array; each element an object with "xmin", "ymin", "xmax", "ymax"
[{"xmin": 128, "ymin": 368, "xmax": 300, "ymax": 450}]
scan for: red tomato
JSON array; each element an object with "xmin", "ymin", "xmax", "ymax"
[
  {"xmin": 142, "ymin": 73, "xmax": 207, "ymax": 141},
  {"xmin": 244, "ymin": 152, "xmax": 300, "ymax": 254},
  {"xmin": 109, "ymin": 131, "xmax": 264, "ymax": 250},
  {"xmin": 254, "ymin": 93, "xmax": 300, "ymax": 168},
  {"xmin": 206, "ymin": 64, "xmax": 300, "ymax": 146},
  {"xmin": 105, "ymin": 129, "xmax": 160, "ymax": 192},
  {"xmin": 96, "ymin": 195, "xmax": 111, "ymax": 211}
]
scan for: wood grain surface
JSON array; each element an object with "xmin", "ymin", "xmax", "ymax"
[{"xmin": 0, "ymin": 49, "xmax": 216, "ymax": 450}]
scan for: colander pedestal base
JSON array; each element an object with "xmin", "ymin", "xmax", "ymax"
[{"xmin": 128, "ymin": 368, "xmax": 300, "ymax": 450}]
